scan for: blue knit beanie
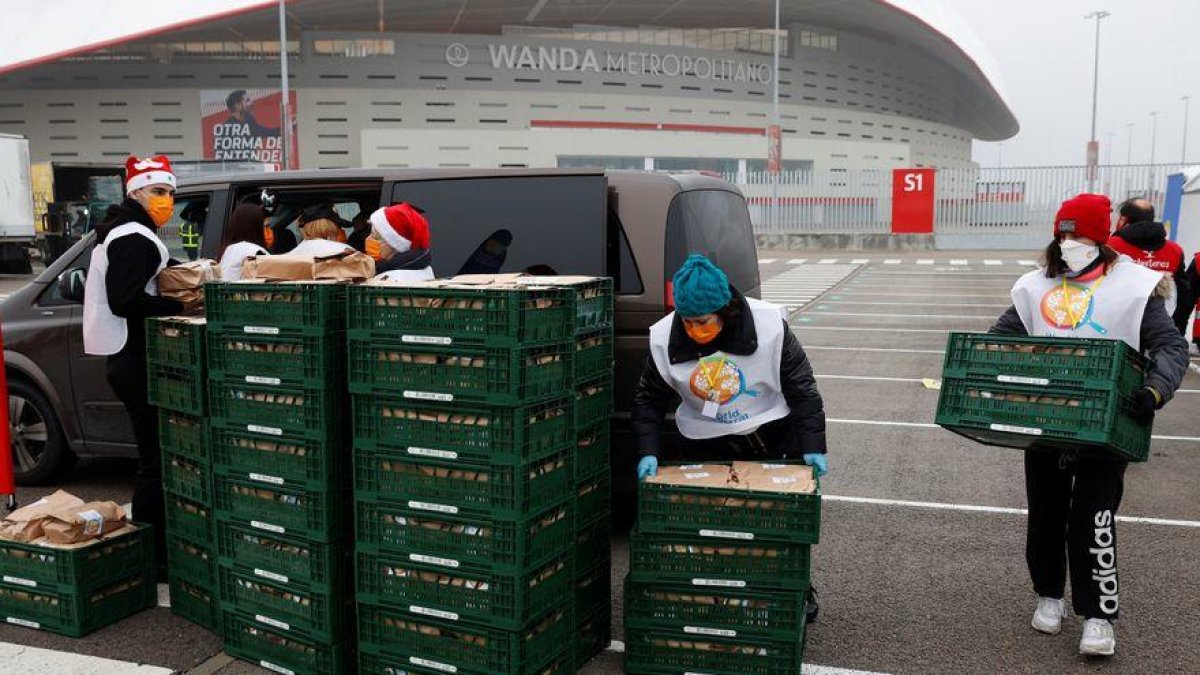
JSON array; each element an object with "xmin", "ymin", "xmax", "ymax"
[{"xmin": 673, "ymin": 254, "xmax": 731, "ymax": 317}]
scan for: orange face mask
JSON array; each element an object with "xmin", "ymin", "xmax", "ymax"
[
  {"xmin": 145, "ymin": 194, "xmax": 174, "ymax": 227},
  {"xmin": 684, "ymin": 318, "xmax": 723, "ymax": 345},
  {"xmin": 263, "ymin": 226, "xmax": 275, "ymax": 249},
  {"xmin": 364, "ymin": 236, "xmax": 385, "ymax": 261}
]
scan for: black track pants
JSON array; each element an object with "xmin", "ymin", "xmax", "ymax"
[
  {"xmin": 106, "ymin": 354, "xmax": 166, "ymax": 569},
  {"xmin": 1024, "ymin": 450, "xmax": 1127, "ymax": 620}
]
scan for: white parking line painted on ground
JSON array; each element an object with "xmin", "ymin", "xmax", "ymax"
[
  {"xmin": 603, "ymin": 642, "xmax": 890, "ymax": 675},
  {"xmin": 804, "ymin": 345, "xmax": 946, "ymax": 355},
  {"xmin": 984, "ymin": 259, "xmax": 1003, "ymax": 266},
  {"xmin": 823, "ymin": 495, "xmax": 1200, "ymax": 528},
  {"xmin": 758, "ymin": 258, "xmax": 777, "ymax": 264},
  {"xmin": 862, "ymin": 271, "xmax": 1020, "ymax": 277},
  {"xmin": 851, "ymin": 258, "xmax": 870, "ymax": 264},
  {"xmin": 793, "ymin": 326, "xmax": 953, "ymax": 333},
  {"xmin": 0, "ymin": 644, "xmax": 173, "ymax": 674},
  {"xmin": 1018, "ymin": 260, "xmax": 1038, "ymax": 266},
  {"xmin": 824, "ymin": 300, "xmax": 1009, "ymax": 308},
  {"xmin": 825, "ymin": 418, "xmax": 1200, "ymax": 443},
  {"xmin": 916, "ymin": 259, "xmax": 934, "ymax": 265},
  {"xmin": 835, "ymin": 292, "xmax": 1012, "ymax": 299},
  {"xmin": 817, "ymin": 374, "xmax": 924, "ymax": 383},
  {"xmin": 818, "ymin": 258, "xmax": 839, "ymax": 264},
  {"xmin": 762, "ymin": 264, "xmax": 860, "ymax": 310},
  {"xmin": 803, "ymin": 311, "xmax": 995, "ymax": 320},
  {"xmin": 950, "ymin": 259, "xmax": 968, "ymax": 266},
  {"xmin": 883, "ymin": 259, "xmax": 901, "ymax": 264},
  {"xmin": 787, "ymin": 258, "xmax": 808, "ymax": 264}
]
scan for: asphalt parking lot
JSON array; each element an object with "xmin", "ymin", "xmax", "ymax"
[{"xmin": 2, "ymin": 252, "xmax": 1198, "ymax": 674}]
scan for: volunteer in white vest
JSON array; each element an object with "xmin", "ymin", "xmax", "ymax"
[
  {"xmin": 366, "ymin": 202, "xmax": 435, "ymax": 282},
  {"xmin": 990, "ymin": 193, "xmax": 1189, "ymax": 657},
  {"xmin": 217, "ymin": 202, "xmax": 269, "ymax": 280},
  {"xmin": 82, "ymin": 155, "xmax": 185, "ymax": 571}
]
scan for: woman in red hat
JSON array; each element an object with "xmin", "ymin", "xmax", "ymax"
[
  {"xmin": 365, "ymin": 202, "xmax": 434, "ymax": 282},
  {"xmin": 989, "ymin": 193, "xmax": 1189, "ymax": 657}
]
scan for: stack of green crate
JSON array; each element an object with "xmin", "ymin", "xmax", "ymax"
[
  {"xmin": 935, "ymin": 332, "xmax": 1152, "ymax": 462},
  {"xmin": 148, "ymin": 315, "xmax": 220, "ymax": 633},
  {"xmin": 624, "ymin": 466, "xmax": 821, "ymax": 674},
  {"xmin": 348, "ymin": 276, "xmax": 612, "ymax": 675},
  {"xmin": 205, "ymin": 281, "xmax": 355, "ymax": 674}
]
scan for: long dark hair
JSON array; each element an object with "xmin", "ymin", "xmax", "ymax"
[
  {"xmin": 220, "ymin": 203, "xmax": 267, "ymax": 255},
  {"xmin": 1041, "ymin": 239, "xmax": 1119, "ymax": 278}
]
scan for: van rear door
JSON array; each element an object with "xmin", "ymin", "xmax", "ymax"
[{"xmin": 664, "ymin": 188, "xmax": 761, "ymax": 300}]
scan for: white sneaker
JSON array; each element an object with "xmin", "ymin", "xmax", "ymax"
[
  {"xmin": 1031, "ymin": 597, "xmax": 1067, "ymax": 634},
  {"xmin": 1079, "ymin": 618, "xmax": 1116, "ymax": 656}
]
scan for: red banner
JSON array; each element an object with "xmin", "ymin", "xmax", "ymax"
[
  {"xmin": 201, "ymin": 89, "xmax": 298, "ymax": 170},
  {"xmin": 766, "ymin": 125, "xmax": 782, "ymax": 174},
  {"xmin": 891, "ymin": 168, "xmax": 936, "ymax": 234}
]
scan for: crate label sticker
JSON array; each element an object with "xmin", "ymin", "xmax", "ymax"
[
  {"xmin": 404, "ymin": 390, "xmax": 454, "ymax": 402},
  {"xmin": 771, "ymin": 476, "xmax": 798, "ymax": 485},
  {"xmin": 408, "ymin": 501, "xmax": 458, "ymax": 515},
  {"xmin": 410, "ymin": 605, "xmax": 460, "ymax": 621},
  {"xmin": 249, "ymin": 473, "xmax": 285, "ymax": 486},
  {"xmin": 691, "ymin": 578, "xmax": 746, "ymax": 588},
  {"xmin": 408, "ymin": 446, "xmax": 458, "ymax": 460},
  {"xmin": 259, "ymin": 661, "xmax": 295, "ymax": 675},
  {"xmin": 683, "ymin": 472, "xmax": 711, "ymax": 479},
  {"xmin": 410, "ymin": 656, "xmax": 458, "ymax": 673},
  {"xmin": 247, "ymin": 424, "xmax": 284, "ymax": 437},
  {"xmin": 79, "ymin": 509, "xmax": 105, "ymax": 536},
  {"xmin": 409, "ymin": 553, "xmax": 460, "ymax": 569},
  {"xmin": 997, "ymin": 375, "xmax": 1050, "ymax": 386},
  {"xmin": 699, "ymin": 529, "xmax": 754, "ymax": 541},
  {"xmin": 254, "ymin": 568, "xmax": 290, "ymax": 585},
  {"xmin": 255, "ymin": 614, "xmax": 290, "ymax": 631},
  {"xmin": 680, "ymin": 464, "xmax": 704, "ymax": 470},
  {"xmin": 684, "ymin": 626, "xmax": 737, "ymax": 638},
  {"xmin": 2, "ymin": 576, "xmax": 36, "ymax": 588},
  {"xmin": 244, "ymin": 326, "xmax": 280, "ymax": 335},
  {"xmin": 990, "ymin": 423, "xmax": 1043, "ymax": 436},
  {"xmin": 251, "ymin": 521, "xmax": 287, "ymax": 534},
  {"xmin": 403, "ymin": 335, "xmax": 452, "ymax": 346},
  {"xmin": 6, "ymin": 617, "xmax": 39, "ymax": 629},
  {"xmin": 246, "ymin": 375, "xmax": 282, "ymax": 386}
]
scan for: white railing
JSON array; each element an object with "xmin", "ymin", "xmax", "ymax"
[{"xmin": 728, "ymin": 169, "xmax": 892, "ymax": 235}]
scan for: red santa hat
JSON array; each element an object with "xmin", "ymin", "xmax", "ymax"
[
  {"xmin": 369, "ymin": 203, "xmax": 430, "ymax": 253},
  {"xmin": 125, "ymin": 155, "xmax": 177, "ymax": 194}
]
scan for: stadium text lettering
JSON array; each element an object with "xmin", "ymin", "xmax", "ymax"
[{"xmin": 483, "ymin": 44, "xmax": 772, "ymax": 84}]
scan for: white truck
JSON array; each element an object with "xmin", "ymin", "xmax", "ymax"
[{"xmin": 0, "ymin": 134, "xmax": 35, "ymax": 273}]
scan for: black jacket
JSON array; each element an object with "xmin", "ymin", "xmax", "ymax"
[
  {"xmin": 631, "ymin": 287, "xmax": 827, "ymax": 458},
  {"xmin": 1112, "ymin": 221, "xmax": 1193, "ymax": 333},
  {"xmin": 95, "ymin": 199, "xmax": 184, "ymax": 363},
  {"xmin": 1188, "ymin": 255, "xmax": 1200, "ymax": 346},
  {"xmin": 989, "ymin": 268, "xmax": 1189, "ymax": 405},
  {"xmin": 375, "ymin": 247, "xmax": 433, "ymax": 275}
]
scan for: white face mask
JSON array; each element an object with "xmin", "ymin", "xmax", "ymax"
[{"xmin": 1059, "ymin": 239, "xmax": 1099, "ymax": 273}]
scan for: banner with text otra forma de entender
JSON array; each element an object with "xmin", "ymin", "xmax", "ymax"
[{"xmin": 200, "ymin": 89, "xmax": 298, "ymax": 170}]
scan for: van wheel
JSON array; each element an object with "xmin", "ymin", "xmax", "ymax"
[{"xmin": 7, "ymin": 379, "xmax": 74, "ymax": 485}]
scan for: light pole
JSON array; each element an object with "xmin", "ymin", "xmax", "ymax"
[
  {"xmin": 1126, "ymin": 122, "xmax": 1134, "ymax": 164},
  {"xmin": 1182, "ymin": 95, "xmax": 1191, "ymax": 164},
  {"xmin": 1084, "ymin": 10, "xmax": 1110, "ymax": 188},
  {"xmin": 770, "ymin": 0, "xmax": 781, "ymax": 229},
  {"xmin": 1149, "ymin": 111, "xmax": 1159, "ymax": 167},
  {"xmin": 278, "ymin": 0, "xmax": 292, "ymax": 171}
]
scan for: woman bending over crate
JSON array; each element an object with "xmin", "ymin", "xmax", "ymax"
[{"xmin": 989, "ymin": 193, "xmax": 1189, "ymax": 657}]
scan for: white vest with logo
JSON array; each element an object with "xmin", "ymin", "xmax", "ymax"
[
  {"xmin": 83, "ymin": 223, "xmax": 170, "ymax": 356},
  {"xmin": 1011, "ymin": 257, "xmax": 1162, "ymax": 351},
  {"xmin": 649, "ymin": 298, "xmax": 792, "ymax": 439}
]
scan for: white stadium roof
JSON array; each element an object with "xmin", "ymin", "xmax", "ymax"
[{"xmin": 0, "ymin": 0, "xmax": 1017, "ymax": 140}]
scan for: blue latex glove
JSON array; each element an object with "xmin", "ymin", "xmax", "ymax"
[
  {"xmin": 802, "ymin": 453, "xmax": 828, "ymax": 478},
  {"xmin": 637, "ymin": 456, "xmax": 658, "ymax": 481}
]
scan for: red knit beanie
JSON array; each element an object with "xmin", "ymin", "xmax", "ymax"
[{"xmin": 1053, "ymin": 193, "xmax": 1112, "ymax": 244}]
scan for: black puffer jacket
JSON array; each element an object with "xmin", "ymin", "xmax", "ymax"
[{"xmin": 631, "ymin": 287, "xmax": 827, "ymax": 458}]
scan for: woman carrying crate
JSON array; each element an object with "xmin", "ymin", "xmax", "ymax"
[{"xmin": 990, "ymin": 193, "xmax": 1189, "ymax": 657}]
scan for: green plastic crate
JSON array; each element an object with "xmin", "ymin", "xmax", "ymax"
[
  {"xmin": 0, "ymin": 569, "xmax": 155, "ymax": 638},
  {"xmin": 147, "ymin": 316, "xmax": 206, "ymax": 369},
  {"xmin": 574, "ymin": 560, "xmax": 611, "ymax": 617},
  {"xmin": 0, "ymin": 525, "xmax": 153, "ymax": 592},
  {"xmin": 936, "ymin": 376, "xmax": 1152, "ymax": 462},
  {"xmin": 214, "ymin": 473, "xmax": 349, "ymax": 543},
  {"xmin": 165, "ymin": 494, "xmax": 214, "ymax": 546},
  {"xmin": 565, "ymin": 278, "xmax": 614, "ymax": 335},
  {"xmin": 574, "ymin": 376, "xmax": 613, "ymax": 430},
  {"xmin": 158, "ymin": 409, "xmax": 207, "ymax": 465},
  {"xmin": 576, "ymin": 471, "xmax": 611, "ymax": 525},
  {"xmin": 352, "ymin": 395, "xmax": 572, "ymax": 465},
  {"xmin": 216, "ymin": 519, "xmax": 349, "ymax": 589},
  {"xmin": 210, "ymin": 423, "xmax": 347, "ymax": 491},
  {"xmin": 166, "ymin": 534, "xmax": 215, "ymax": 589},
  {"xmin": 148, "ymin": 362, "xmax": 205, "ymax": 416},
  {"xmin": 209, "ymin": 380, "xmax": 346, "ymax": 440},
  {"xmin": 574, "ymin": 330, "xmax": 614, "ymax": 383},
  {"xmin": 357, "ymin": 548, "xmax": 572, "ymax": 630},
  {"xmin": 207, "ymin": 329, "xmax": 344, "ymax": 387},
  {"xmin": 637, "ymin": 468, "xmax": 821, "ymax": 544},
  {"xmin": 575, "ymin": 422, "xmax": 610, "ymax": 482},
  {"xmin": 358, "ymin": 641, "xmax": 573, "ymax": 675},
  {"xmin": 223, "ymin": 610, "xmax": 354, "ymax": 675},
  {"xmin": 162, "ymin": 447, "xmax": 211, "ymax": 505},
  {"xmin": 574, "ymin": 604, "xmax": 611, "ymax": 670},
  {"xmin": 624, "ymin": 621, "xmax": 806, "ymax": 675},
  {"xmin": 941, "ymin": 332, "xmax": 1147, "ymax": 392},
  {"xmin": 206, "ymin": 281, "xmax": 346, "ymax": 334},
  {"xmin": 348, "ymin": 338, "xmax": 573, "ymax": 405},
  {"xmin": 218, "ymin": 564, "xmax": 353, "ymax": 643},
  {"xmin": 354, "ymin": 447, "xmax": 573, "ymax": 518},
  {"xmin": 629, "ymin": 530, "xmax": 811, "ymax": 591},
  {"xmin": 354, "ymin": 497, "xmax": 572, "ymax": 572},
  {"xmin": 358, "ymin": 602, "xmax": 571, "ymax": 675},
  {"xmin": 169, "ymin": 575, "xmax": 221, "ymax": 633},
  {"xmin": 346, "ymin": 283, "xmax": 575, "ymax": 346},
  {"xmin": 574, "ymin": 515, "xmax": 611, "ymax": 570},
  {"xmin": 624, "ymin": 577, "xmax": 806, "ymax": 640}
]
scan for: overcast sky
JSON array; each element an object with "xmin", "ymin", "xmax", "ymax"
[{"xmin": 957, "ymin": 0, "xmax": 1200, "ymax": 168}]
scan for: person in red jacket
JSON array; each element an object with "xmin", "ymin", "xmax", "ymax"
[{"xmin": 1108, "ymin": 199, "xmax": 1191, "ymax": 334}]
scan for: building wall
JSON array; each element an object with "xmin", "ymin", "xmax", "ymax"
[{"xmin": 0, "ymin": 28, "xmax": 979, "ymax": 171}]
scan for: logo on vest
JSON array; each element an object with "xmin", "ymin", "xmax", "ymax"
[
  {"xmin": 1090, "ymin": 509, "xmax": 1119, "ymax": 615},
  {"xmin": 1040, "ymin": 282, "xmax": 1108, "ymax": 334},
  {"xmin": 688, "ymin": 355, "xmax": 758, "ymax": 406}
]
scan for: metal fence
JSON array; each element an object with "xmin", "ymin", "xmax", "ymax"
[{"xmin": 730, "ymin": 169, "xmax": 892, "ymax": 235}]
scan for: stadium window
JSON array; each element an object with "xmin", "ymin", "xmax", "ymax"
[
  {"xmin": 747, "ymin": 159, "xmax": 812, "ymax": 173},
  {"xmin": 479, "ymin": 102, "xmax": 508, "ymax": 108},
  {"xmin": 810, "ymin": 131, "xmax": 826, "ymax": 136},
  {"xmin": 317, "ymin": 117, "xmax": 347, "ymax": 123},
  {"xmin": 515, "ymin": 78, "xmax": 541, "ymax": 83},
  {"xmin": 464, "ymin": 76, "xmax": 492, "ymax": 82},
  {"xmin": 558, "ymin": 79, "xmax": 583, "ymax": 85},
  {"xmin": 312, "ymin": 39, "xmax": 395, "ymax": 57},
  {"xmin": 480, "ymin": 119, "xmax": 508, "ymax": 124},
  {"xmin": 48, "ymin": 135, "xmax": 76, "ymax": 140},
  {"xmin": 368, "ymin": 74, "xmax": 397, "ymax": 80},
  {"xmin": 557, "ymin": 156, "xmax": 644, "ymax": 170},
  {"xmin": 426, "ymin": 102, "xmax": 455, "ymax": 107},
  {"xmin": 669, "ymin": 108, "xmax": 693, "ymax": 114},
  {"xmin": 641, "ymin": 83, "xmax": 664, "ymax": 89},
  {"xmin": 426, "ymin": 118, "xmax": 455, "ymax": 123},
  {"xmin": 371, "ymin": 117, "xmax": 402, "ymax": 123},
  {"xmin": 654, "ymin": 157, "xmax": 740, "ymax": 173}
]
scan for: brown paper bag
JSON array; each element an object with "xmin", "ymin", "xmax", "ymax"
[
  {"xmin": 42, "ymin": 501, "xmax": 127, "ymax": 545},
  {"xmin": 246, "ymin": 250, "xmax": 375, "ymax": 282},
  {"xmin": 0, "ymin": 490, "xmax": 86, "ymax": 542},
  {"xmin": 737, "ymin": 463, "xmax": 817, "ymax": 494},
  {"xmin": 312, "ymin": 251, "xmax": 375, "ymax": 281},
  {"xmin": 158, "ymin": 259, "xmax": 220, "ymax": 293},
  {"xmin": 645, "ymin": 463, "xmax": 734, "ymax": 489}
]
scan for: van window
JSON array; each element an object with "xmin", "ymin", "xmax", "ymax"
[
  {"xmin": 159, "ymin": 193, "xmax": 212, "ymax": 261},
  {"xmin": 664, "ymin": 189, "xmax": 760, "ymax": 293},
  {"xmin": 392, "ymin": 176, "xmax": 607, "ymax": 277}
]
